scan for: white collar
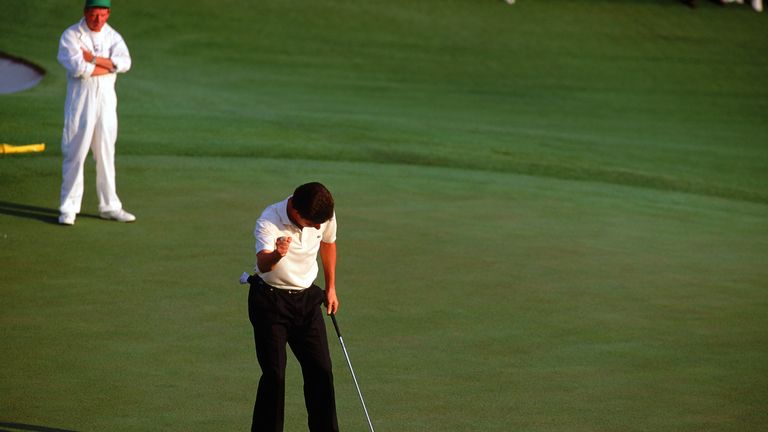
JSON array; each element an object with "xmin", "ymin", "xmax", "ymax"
[
  {"xmin": 78, "ymin": 18, "xmax": 110, "ymax": 36},
  {"xmin": 276, "ymin": 197, "xmax": 300, "ymax": 230}
]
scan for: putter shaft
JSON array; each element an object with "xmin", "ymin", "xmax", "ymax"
[{"xmin": 331, "ymin": 314, "xmax": 375, "ymax": 432}]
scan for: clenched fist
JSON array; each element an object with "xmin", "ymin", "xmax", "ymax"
[{"xmin": 276, "ymin": 236, "xmax": 292, "ymax": 257}]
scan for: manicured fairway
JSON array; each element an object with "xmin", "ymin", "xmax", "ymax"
[{"xmin": 2, "ymin": 1, "xmax": 767, "ymax": 431}]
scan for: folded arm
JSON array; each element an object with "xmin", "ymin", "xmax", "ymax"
[{"xmin": 81, "ymin": 49, "xmax": 116, "ymax": 75}]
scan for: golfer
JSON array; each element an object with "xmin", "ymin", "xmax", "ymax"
[
  {"xmin": 247, "ymin": 182, "xmax": 340, "ymax": 432},
  {"xmin": 57, "ymin": 0, "xmax": 135, "ymax": 225}
]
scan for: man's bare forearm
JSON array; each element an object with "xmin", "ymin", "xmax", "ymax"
[
  {"xmin": 256, "ymin": 237, "xmax": 292, "ymax": 273},
  {"xmin": 257, "ymin": 250, "xmax": 282, "ymax": 273},
  {"xmin": 91, "ymin": 65, "xmax": 112, "ymax": 76},
  {"xmin": 94, "ymin": 56, "xmax": 115, "ymax": 71},
  {"xmin": 319, "ymin": 241, "xmax": 338, "ymax": 314},
  {"xmin": 319, "ymin": 241, "xmax": 337, "ymax": 290}
]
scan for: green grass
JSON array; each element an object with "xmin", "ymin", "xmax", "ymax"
[{"xmin": 2, "ymin": 1, "xmax": 767, "ymax": 431}]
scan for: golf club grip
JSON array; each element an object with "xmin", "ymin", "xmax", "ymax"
[{"xmin": 331, "ymin": 313, "xmax": 342, "ymax": 337}]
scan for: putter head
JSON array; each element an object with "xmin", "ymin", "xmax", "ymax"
[{"xmin": 239, "ymin": 272, "xmax": 250, "ymax": 285}]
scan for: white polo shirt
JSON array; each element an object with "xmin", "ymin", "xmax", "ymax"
[{"xmin": 254, "ymin": 197, "xmax": 337, "ymax": 290}]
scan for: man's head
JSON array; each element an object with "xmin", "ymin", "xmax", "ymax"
[
  {"xmin": 289, "ymin": 182, "xmax": 334, "ymax": 228},
  {"xmin": 84, "ymin": 0, "xmax": 111, "ymax": 32}
]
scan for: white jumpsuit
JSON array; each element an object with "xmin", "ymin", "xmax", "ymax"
[{"xmin": 57, "ymin": 18, "xmax": 131, "ymax": 215}]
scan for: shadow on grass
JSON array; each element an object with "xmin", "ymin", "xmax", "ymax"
[
  {"xmin": 0, "ymin": 422, "xmax": 79, "ymax": 432},
  {"xmin": 0, "ymin": 201, "xmax": 99, "ymax": 224},
  {"xmin": 0, "ymin": 201, "xmax": 59, "ymax": 224}
]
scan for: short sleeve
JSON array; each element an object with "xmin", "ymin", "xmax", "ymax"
[
  {"xmin": 254, "ymin": 218, "xmax": 278, "ymax": 253},
  {"xmin": 321, "ymin": 213, "xmax": 337, "ymax": 243}
]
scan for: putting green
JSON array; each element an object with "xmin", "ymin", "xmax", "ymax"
[
  {"xmin": 2, "ymin": 0, "xmax": 767, "ymax": 430},
  {"xmin": 2, "ymin": 155, "xmax": 766, "ymax": 431}
]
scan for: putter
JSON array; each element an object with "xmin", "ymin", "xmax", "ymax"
[{"xmin": 330, "ymin": 314, "xmax": 375, "ymax": 432}]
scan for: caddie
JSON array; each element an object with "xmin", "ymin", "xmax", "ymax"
[{"xmin": 57, "ymin": 0, "xmax": 135, "ymax": 225}]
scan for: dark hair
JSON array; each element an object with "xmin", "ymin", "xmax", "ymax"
[{"xmin": 292, "ymin": 182, "xmax": 334, "ymax": 224}]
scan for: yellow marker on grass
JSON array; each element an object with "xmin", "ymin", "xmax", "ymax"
[{"xmin": 0, "ymin": 143, "xmax": 46, "ymax": 154}]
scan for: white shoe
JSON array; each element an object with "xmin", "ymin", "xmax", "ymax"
[
  {"xmin": 100, "ymin": 209, "xmax": 136, "ymax": 223},
  {"xmin": 505, "ymin": 0, "xmax": 515, "ymax": 4},
  {"xmin": 59, "ymin": 213, "xmax": 75, "ymax": 225},
  {"xmin": 753, "ymin": 0, "xmax": 763, "ymax": 11}
]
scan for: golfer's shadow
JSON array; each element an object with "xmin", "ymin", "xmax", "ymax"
[
  {"xmin": 0, "ymin": 201, "xmax": 98, "ymax": 224},
  {"xmin": 0, "ymin": 421, "xmax": 79, "ymax": 432}
]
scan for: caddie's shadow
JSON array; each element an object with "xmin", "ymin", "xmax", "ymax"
[
  {"xmin": 0, "ymin": 201, "xmax": 99, "ymax": 224},
  {"xmin": 0, "ymin": 421, "xmax": 80, "ymax": 432}
]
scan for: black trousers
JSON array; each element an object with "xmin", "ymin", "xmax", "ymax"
[{"xmin": 248, "ymin": 276, "xmax": 339, "ymax": 432}]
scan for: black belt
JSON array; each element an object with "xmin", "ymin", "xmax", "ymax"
[
  {"xmin": 251, "ymin": 274, "xmax": 306, "ymax": 294},
  {"xmin": 275, "ymin": 287, "xmax": 305, "ymax": 295}
]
